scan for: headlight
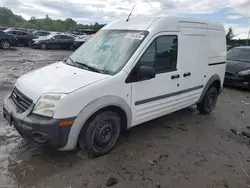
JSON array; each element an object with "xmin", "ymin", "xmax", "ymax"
[
  {"xmin": 238, "ymin": 70, "xmax": 250, "ymax": 76},
  {"xmin": 33, "ymin": 94, "xmax": 65, "ymax": 117}
]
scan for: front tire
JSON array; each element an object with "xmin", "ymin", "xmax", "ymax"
[
  {"xmin": 78, "ymin": 111, "xmax": 121, "ymax": 157},
  {"xmin": 197, "ymin": 85, "xmax": 218, "ymax": 114},
  {"xmin": 1, "ymin": 40, "xmax": 11, "ymax": 49},
  {"xmin": 40, "ymin": 43, "xmax": 47, "ymax": 50}
]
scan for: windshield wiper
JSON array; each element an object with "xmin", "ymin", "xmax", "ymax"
[
  {"xmin": 65, "ymin": 57, "xmax": 104, "ymax": 73},
  {"xmin": 75, "ymin": 62, "xmax": 103, "ymax": 73}
]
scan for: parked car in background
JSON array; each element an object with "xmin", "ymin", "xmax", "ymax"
[
  {"xmin": 30, "ymin": 34, "xmax": 75, "ymax": 50},
  {"xmin": 0, "ymin": 26, "xmax": 8, "ymax": 31},
  {"xmin": 224, "ymin": 46, "xmax": 250, "ymax": 88},
  {"xmin": 33, "ymin": 30, "xmax": 51, "ymax": 36},
  {"xmin": 73, "ymin": 34, "xmax": 93, "ymax": 50},
  {"xmin": 0, "ymin": 31, "xmax": 18, "ymax": 49},
  {"xmin": 5, "ymin": 27, "xmax": 28, "ymax": 32},
  {"xmin": 5, "ymin": 30, "xmax": 37, "ymax": 46}
]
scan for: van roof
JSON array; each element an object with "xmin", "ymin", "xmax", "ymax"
[{"xmin": 103, "ymin": 16, "xmax": 224, "ymax": 32}]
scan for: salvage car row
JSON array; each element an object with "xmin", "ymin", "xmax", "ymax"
[{"xmin": 0, "ymin": 27, "xmax": 94, "ymax": 50}]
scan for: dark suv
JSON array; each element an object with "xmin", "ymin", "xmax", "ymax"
[{"xmin": 0, "ymin": 31, "xmax": 18, "ymax": 49}]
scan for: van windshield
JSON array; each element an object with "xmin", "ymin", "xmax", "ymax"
[{"xmin": 68, "ymin": 30, "xmax": 148, "ymax": 75}]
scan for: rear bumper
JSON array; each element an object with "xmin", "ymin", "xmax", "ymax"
[
  {"xmin": 224, "ymin": 76, "xmax": 250, "ymax": 88},
  {"xmin": 3, "ymin": 96, "xmax": 75, "ymax": 149}
]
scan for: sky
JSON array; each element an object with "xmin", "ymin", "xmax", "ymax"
[{"xmin": 1, "ymin": 0, "xmax": 250, "ymax": 39}]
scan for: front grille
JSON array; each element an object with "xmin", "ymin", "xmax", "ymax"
[
  {"xmin": 225, "ymin": 72, "xmax": 237, "ymax": 77},
  {"xmin": 10, "ymin": 87, "xmax": 33, "ymax": 113}
]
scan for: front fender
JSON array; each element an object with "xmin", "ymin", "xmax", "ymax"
[{"xmin": 59, "ymin": 95, "xmax": 132, "ymax": 151}]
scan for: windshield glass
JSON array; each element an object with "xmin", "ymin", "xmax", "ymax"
[
  {"xmin": 68, "ymin": 30, "xmax": 148, "ymax": 75},
  {"xmin": 227, "ymin": 48, "xmax": 250, "ymax": 62}
]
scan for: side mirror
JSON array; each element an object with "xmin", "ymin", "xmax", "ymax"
[
  {"xmin": 51, "ymin": 37, "xmax": 55, "ymax": 40},
  {"xmin": 137, "ymin": 65, "xmax": 156, "ymax": 81}
]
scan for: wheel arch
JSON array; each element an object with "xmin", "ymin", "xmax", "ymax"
[
  {"xmin": 59, "ymin": 95, "xmax": 132, "ymax": 151},
  {"xmin": 198, "ymin": 74, "xmax": 222, "ymax": 103}
]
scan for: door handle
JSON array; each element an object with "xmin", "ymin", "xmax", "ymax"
[
  {"xmin": 171, "ymin": 74, "xmax": 180, "ymax": 79},
  {"xmin": 183, "ymin": 72, "xmax": 191, "ymax": 77}
]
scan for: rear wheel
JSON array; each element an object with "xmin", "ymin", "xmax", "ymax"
[
  {"xmin": 197, "ymin": 85, "xmax": 218, "ymax": 114},
  {"xmin": 1, "ymin": 40, "xmax": 10, "ymax": 49},
  {"xmin": 78, "ymin": 111, "xmax": 121, "ymax": 157},
  {"xmin": 40, "ymin": 43, "xmax": 47, "ymax": 50}
]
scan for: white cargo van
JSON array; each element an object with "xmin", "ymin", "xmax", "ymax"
[{"xmin": 3, "ymin": 16, "xmax": 226, "ymax": 156}]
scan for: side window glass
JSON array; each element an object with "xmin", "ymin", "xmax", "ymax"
[
  {"xmin": 54, "ymin": 35, "xmax": 60, "ymax": 39},
  {"xmin": 139, "ymin": 41, "xmax": 156, "ymax": 67},
  {"xmin": 155, "ymin": 36, "xmax": 178, "ymax": 73}
]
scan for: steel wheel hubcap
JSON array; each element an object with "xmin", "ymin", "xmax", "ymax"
[
  {"xmin": 207, "ymin": 92, "xmax": 216, "ymax": 109},
  {"xmin": 94, "ymin": 120, "xmax": 114, "ymax": 149}
]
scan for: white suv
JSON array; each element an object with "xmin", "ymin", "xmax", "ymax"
[{"xmin": 3, "ymin": 16, "xmax": 226, "ymax": 156}]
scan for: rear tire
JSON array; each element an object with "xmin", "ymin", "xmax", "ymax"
[
  {"xmin": 197, "ymin": 85, "xmax": 218, "ymax": 114},
  {"xmin": 78, "ymin": 111, "xmax": 121, "ymax": 157},
  {"xmin": 1, "ymin": 40, "xmax": 10, "ymax": 49},
  {"xmin": 40, "ymin": 43, "xmax": 47, "ymax": 50}
]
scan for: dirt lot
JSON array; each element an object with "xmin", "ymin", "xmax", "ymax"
[{"xmin": 0, "ymin": 47, "xmax": 250, "ymax": 188}]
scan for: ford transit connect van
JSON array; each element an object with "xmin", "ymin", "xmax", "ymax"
[{"xmin": 3, "ymin": 16, "xmax": 226, "ymax": 156}]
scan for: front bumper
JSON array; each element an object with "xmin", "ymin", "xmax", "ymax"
[
  {"xmin": 224, "ymin": 76, "xmax": 250, "ymax": 89},
  {"xmin": 3, "ymin": 96, "xmax": 74, "ymax": 149},
  {"xmin": 29, "ymin": 41, "xmax": 40, "ymax": 48}
]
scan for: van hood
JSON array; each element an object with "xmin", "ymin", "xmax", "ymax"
[{"xmin": 15, "ymin": 61, "xmax": 110, "ymax": 102}]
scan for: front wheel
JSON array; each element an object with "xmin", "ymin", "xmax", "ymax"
[
  {"xmin": 78, "ymin": 111, "xmax": 121, "ymax": 157},
  {"xmin": 197, "ymin": 85, "xmax": 218, "ymax": 114}
]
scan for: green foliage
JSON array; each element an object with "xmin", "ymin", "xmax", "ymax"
[
  {"xmin": 0, "ymin": 7, "xmax": 105, "ymax": 31},
  {"xmin": 226, "ymin": 27, "xmax": 235, "ymax": 44}
]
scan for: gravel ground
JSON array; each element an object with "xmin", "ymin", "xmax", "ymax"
[{"xmin": 0, "ymin": 47, "xmax": 250, "ymax": 188}]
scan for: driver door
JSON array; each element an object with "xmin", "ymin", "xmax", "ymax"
[{"xmin": 129, "ymin": 34, "xmax": 184, "ymax": 126}]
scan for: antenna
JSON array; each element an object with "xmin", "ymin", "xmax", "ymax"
[{"xmin": 126, "ymin": 5, "xmax": 136, "ymax": 22}]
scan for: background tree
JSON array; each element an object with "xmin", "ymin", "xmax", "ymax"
[
  {"xmin": 226, "ymin": 27, "xmax": 235, "ymax": 44},
  {"xmin": 0, "ymin": 7, "xmax": 105, "ymax": 32}
]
